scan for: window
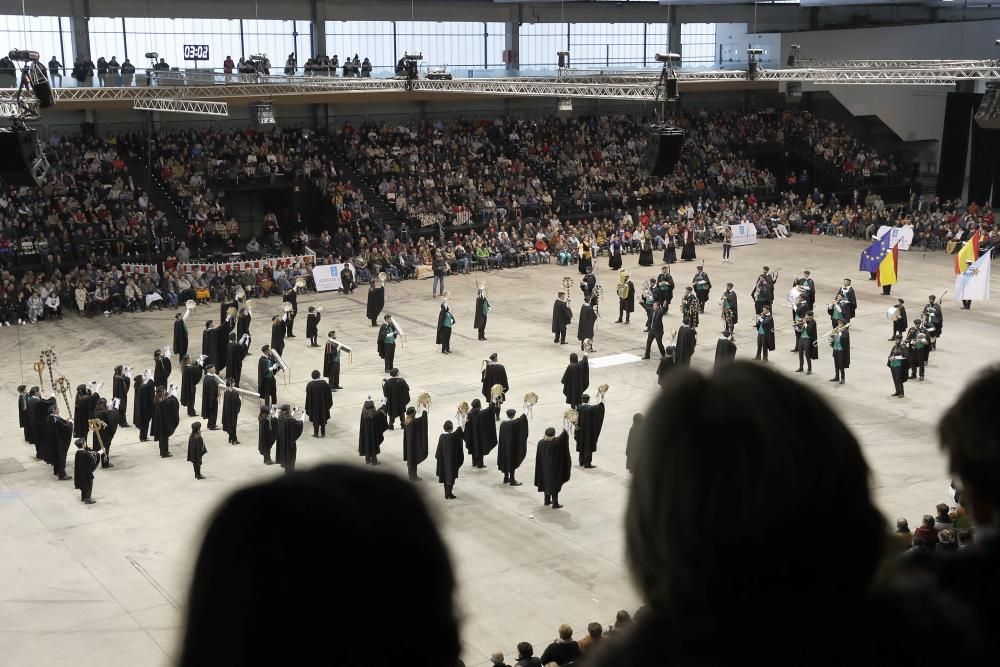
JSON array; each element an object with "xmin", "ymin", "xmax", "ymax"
[
  {"xmin": 242, "ymin": 19, "xmax": 307, "ymax": 67},
  {"xmin": 325, "ymin": 21, "xmax": 394, "ymax": 73},
  {"xmin": 522, "ymin": 22, "xmax": 668, "ymax": 71},
  {"xmin": 0, "ymin": 14, "xmax": 72, "ymax": 68},
  {"xmin": 121, "ymin": 17, "xmax": 244, "ymax": 69},
  {"xmin": 645, "ymin": 23, "xmax": 671, "ymax": 67},
  {"xmin": 395, "ymin": 21, "xmax": 500, "ymax": 71},
  {"xmin": 520, "ymin": 23, "xmax": 568, "ymax": 71},
  {"xmin": 681, "ymin": 23, "xmax": 716, "ymax": 67}
]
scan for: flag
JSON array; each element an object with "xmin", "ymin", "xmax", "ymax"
[
  {"xmin": 954, "ymin": 252, "xmax": 992, "ymax": 301},
  {"xmin": 954, "ymin": 230, "xmax": 980, "ymax": 274},
  {"xmin": 877, "ymin": 242, "xmax": 899, "ymax": 287},
  {"xmin": 859, "ymin": 235, "xmax": 890, "ymax": 273}
]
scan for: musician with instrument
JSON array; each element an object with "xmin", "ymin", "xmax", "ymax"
[
  {"xmin": 751, "ymin": 266, "xmax": 777, "ymax": 314},
  {"xmin": 187, "ymin": 422, "xmax": 207, "ymax": 479},
  {"xmin": 47, "ymin": 405, "xmax": 73, "ymax": 480},
  {"xmin": 721, "ymin": 283, "xmax": 738, "ymax": 332},
  {"xmin": 270, "ymin": 315, "xmax": 287, "ymax": 357},
  {"xmin": 675, "ymin": 318, "xmax": 697, "ymax": 367},
  {"xmin": 752, "ymin": 306, "xmax": 775, "ymax": 362},
  {"xmin": 575, "ymin": 393, "xmax": 606, "ymax": 469},
  {"xmin": 922, "ymin": 295, "xmax": 943, "ymax": 347},
  {"xmin": 905, "ymin": 319, "xmax": 930, "ymax": 381},
  {"xmin": 534, "ymin": 426, "xmax": 571, "ymax": 509},
  {"xmin": 377, "ymin": 315, "xmax": 400, "ymax": 371},
  {"xmin": 552, "ymin": 292, "xmax": 573, "ymax": 345},
  {"xmin": 199, "ymin": 365, "xmax": 222, "ymax": 431},
  {"xmin": 644, "ymin": 302, "xmax": 666, "ymax": 360},
  {"xmin": 359, "ymin": 399, "xmax": 389, "ymax": 466},
  {"xmin": 180, "ymin": 354, "xmax": 203, "ymax": 416},
  {"xmin": 795, "ymin": 312, "xmax": 819, "ymax": 375},
  {"xmin": 367, "ymin": 279, "xmax": 385, "ymax": 326},
  {"xmin": 282, "ymin": 288, "xmax": 297, "ymax": 338},
  {"xmin": 692, "ymin": 265, "xmax": 712, "ymax": 314},
  {"xmin": 577, "ymin": 297, "xmax": 598, "ymax": 352},
  {"xmin": 561, "ymin": 353, "xmax": 589, "ymax": 408},
  {"xmin": 793, "ymin": 270, "xmax": 816, "ymax": 309},
  {"xmin": 580, "ymin": 266, "xmax": 598, "ymax": 307},
  {"xmin": 640, "ymin": 278, "xmax": 657, "ymax": 329},
  {"xmin": 305, "ymin": 306, "xmax": 322, "ymax": 347},
  {"xmin": 436, "ymin": 302, "xmax": 456, "ymax": 354},
  {"xmin": 151, "ymin": 385, "xmax": 181, "ymax": 458},
  {"xmin": 474, "ymin": 285, "xmax": 490, "ymax": 341},
  {"xmin": 435, "ymin": 419, "xmax": 465, "ymax": 499},
  {"xmin": 889, "ymin": 299, "xmax": 907, "ymax": 341},
  {"xmin": 73, "ymin": 383, "xmax": 101, "ymax": 439},
  {"xmin": 615, "ymin": 270, "xmax": 635, "ymax": 324},
  {"xmin": 174, "ymin": 308, "xmax": 191, "ymax": 357},
  {"xmin": 482, "ymin": 354, "xmax": 509, "ymax": 418},
  {"xmin": 887, "ymin": 335, "xmax": 911, "ymax": 398},
  {"xmin": 303, "ymin": 370, "xmax": 333, "ymax": 438},
  {"xmin": 258, "ymin": 405, "xmax": 277, "ymax": 465},
  {"xmin": 225, "ymin": 333, "xmax": 251, "ymax": 386},
  {"xmin": 789, "ymin": 295, "xmax": 809, "ymax": 352},
  {"xmin": 654, "ymin": 266, "xmax": 675, "ymax": 311},
  {"xmin": 135, "ymin": 373, "xmax": 155, "ymax": 442},
  {"xmin": 73, "ymin": 438, "xmax": 100, "ymax": 504},
  {"xmin": 681, "ymin": 286, "xmax": 700, "ymax": 330},
  {"xmin": 382, "ymin": 369, "xmax": 411, "ymax": 430},
  {"xmin": 498, "ymin": 406, "xmax": 529, "ymax": 486},
  {"xmin": 827, "ymin": 293, "xmax": 850, "ymax": 331},
  {"xmin": 828, "ymin": 320, "xmax": 851, "ymax": 384},
  {"xmin": 403, "ymin": 403, "xmax": 430, "ymax": 481},
  {"xmin": 275, "ymin": 404, "xmax": 305, "ymax": 474},
  {"xmin": 323, "ymin": 331, "xmax": 347, "ymax": 391},
  {"xmin": 715, "ymin": 330, "xmax": 737, "ymax": 367},
  {"xmin": 838, "ymin": 279, "xmax": 858, "ymax": 320},
  {"xmin": 112, "ymin": 366, "xmax": 132, "ymax": 427},
  {"xmin": 257, "ymin": 348, "xmax": 279, "ymax": 406}
]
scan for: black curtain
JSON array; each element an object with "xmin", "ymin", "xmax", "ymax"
[
  {"xmin": 937, "ymin": 93, "xmax": 981, "ymax": 201},
  {"xmin": 967, "ymin": 122, "xmax": 1000, "ymax": 206}
]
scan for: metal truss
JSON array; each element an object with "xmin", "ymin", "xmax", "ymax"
[
  {"xmin": 133, "ymin": 98, "xmax": 230, "ymax": 116},
  {"xmin": 0, "ymin": 98, "xmax": 39, "ymax": 118},
  {"xmin": 414, "ymin": 77, "xmax": 656, "ymax": 99}
]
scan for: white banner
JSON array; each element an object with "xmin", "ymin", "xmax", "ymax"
[
  {"xmin": 312, "ymin": 263, "xmax": 345, "ymax": 292},
  {"xmin": 729, "ymin": 223, "xmax": 757, "ymax": 247},
  {"xmin": 954, "ymin": 252, "xmax": 991, "ymax": 301},
  {"xmin": 877, "ymin": 225, "xmax": 914, "ymax": 251}
]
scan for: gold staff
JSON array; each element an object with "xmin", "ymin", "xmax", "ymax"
[
  {"xmin": 54, "ymin": 376, "xmax": 72, "ymax": 415},
  {"xmin": 32, "ymin": 359, "xmax": 44, "ymax": 387}
]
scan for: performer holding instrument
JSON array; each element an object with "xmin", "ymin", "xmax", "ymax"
[
  {"xmin": 828, "ymin": 320, "xmax": 851, "ymax": 384},
  {"xmin": 474, "ymin": 281, "xmax": 490, "ymax": 341},
  {"xmin": 615, "ymin": 270, "xmax": 635, "ymax": 324},
  {"xmin": 752, "ymin": 266, "xmax": 778, "ymax": 314}
]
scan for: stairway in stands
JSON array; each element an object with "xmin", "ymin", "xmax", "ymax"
[
  {"xmin": 315, "ymin": 133, "xmax": 408, "ymax": 230},
  {"xmin": 123, "ymin": 151, "xmax": 189, "ymax": 238}
]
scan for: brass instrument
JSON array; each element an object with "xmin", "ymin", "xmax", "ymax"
[
  {"xmin": 793, "ymin": 318, "xmax": 805, "ymax": 333},
  {"xmin": 563, "ymin": 408, "xmax": 579, "ymax": 431},
  {"xmin": 490, "ymin": 383, "xmax": 505, "ymax": 404},
  {"xmin": 822, "ymin": 321, "xmax": 852, "ymax": 339},
  {"xmin": 185, "ymin": 299, "xmax": 197, "ymax": 312},
  {"xmin": 234, "ymin": 287, "xmax": 246, "ymax": 302},
  {"xmin": 417, "ymin": 392, "xmax": 431, "ymax": 411},
  {"xmin": 616, "ymin": 269, "xmax": 630, "ymax": 299},
  {"xmin": 596, "ymin": 383, "xmax": 610, "ymax": 402},
  {"xmin": 88, "ymin": 418, "xmax": 107, "ymax": 462},
  {"xmin": 270, "ymin": 349, "xmax": 289, "ymax": 385},
  {"xmin": 582, "ymin": 338, "xmax": 594, "ymax": 353}
]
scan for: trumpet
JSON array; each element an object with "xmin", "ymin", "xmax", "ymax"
[{"xmin": 823, "ymin": 322, "xmax": 852, "ymax": 339}]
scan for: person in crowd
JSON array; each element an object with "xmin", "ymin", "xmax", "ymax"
[{"xmin": 539, "ymin": 625, "xmax": 580, "ymax": 666}]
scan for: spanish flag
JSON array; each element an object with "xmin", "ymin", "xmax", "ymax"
[
  {"xmin": 954, "ymin": 230, "xmax": 981, "ymax": 275},
  {"xmin": 876, "ymin": 242, "xmax": 899, "ymax": 287}
]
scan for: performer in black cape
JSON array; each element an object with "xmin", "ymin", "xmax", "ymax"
[
  {"xmin": 435, "ymin": 420, "xmax": 465, "ymax": 499},
  {"xmin": 17, "ymin": 385, "xmax": 29, "ymax": 441},
  {"xmin": 236, "ymin": 306, "xmax": 252, "ymax": 343},
  {"xmin": 575, "ymin": 394, "xmax": 606, "ymax": 468},
  {"xmin": 73, "ymin": 439, "xmax": 100, "ymax": 504},
  {"xmin": 201, "ymin": 320, "xmax": 215, "ymax": 367},
  {"xmin": 205, "ymin": 319, "xmax": 230, "ymax": 374},
  {"xmin": 625, "ymin": 413, "xmax": 642, "ymax": 474},
  {"xmin": 135, "ymin": 373, "xmax": 155, "ymax": 441},
  {"xmin": 577, "ymin": 298, "xmax": 597, "ymax": 351},
  {"xmin": 274, "ymin": 405, "xmax": 305, "ymax": 474},
  {"xmin": 113, "ymin": 366, "xmax": 131, "ymax": 427},
  {"xmin": 644, "ymin": 302, "xmax": 666, "ymax": 360},
  {"xmin": 534, "ymin": 427, "xmax": 571, "ymax": 509},
  {"xmin": 225, "ymin": 333, "xmax": 250, "ymax": 386},
  {"xmin": 257, "ymin": 347, "xmax": 279, "ymax": 406},
  {"xmin": 366, "ymin": 280, "xmax": 385, "ymax": 327},
  {"xmin": 324, "ymin": 331, "xmax": 345, "ymax": 391},
  {"xmin": 73, "ymin": 383, "xmax": 100, "ymax": 439},
  {"xmin": 377, "ymin": 315, "xmax": 399, "ymax": 372},
  {"xmin": 153, "ymin": 349, "xmax": 172, "ymax": 388},
  {"xmin": 221, "ymin": 379, "xmax": 242, "ymax": 444},
  {"xmin": 889, "ymin": 298, "xmax": 907, "ymax": 341},
  {"xmin": 173, "ymin": 311, "xmax": 190, "ymax": 357},
  {"xmin": 714, "ymin": 330, "xmax": 737, "ymax": 367},
  {"xmin": 201, "ymin": 364, "xmax": 222, "ymax": 430},
  {"xmin": 180, "ymin": 354, "xmax": 203, "ymax": 416},
  {"xmin": 560, "ymin": 353, "xmax": 589, "ymax": 408},
  {"xmin": 580, "ymin": 266, "xmax": 597, "ymax": 306},
  {"xmin": 681, "ymin": 286, "xmax": 700, "ymax": 330},
  {"xmin": 888, "ymin": 335, "xmax": 910, "ymax": 398},
  {"xmin": 905, "ymin": 319, "xmax": 929, "ymax": 381},
  {"xmin": 827, "ymin": 293, "xmax": 850, "ymax": 330},
  {"xmin": 270, "ymin": 315, "xmax": 286, "ymax": 357},
  {"xmin": 795, "ymin": 311, "xmax": 819, "ymax": 375},
  {"xmin": 481, "ymin": 353, "xmax": 509, "ymax": 420},
  {"xmin": 752, "ymin": 306, "xmax": 776, "ymax": 362},
  {"xmin": 829, "ymin": 320, "xmax": 850, "ymax": 385},
  {"xmin": 497, "ymin": 408, "xmax": 529, "ymax": 485},
  {"xmin": 403, "ymin": 405, "xmax": 429, "ymax": 481},
  {"xmin": 551, "ymin": 292, "xmax": 572, "ymax": 345},
  {"xmin": 305, "ymin": 306, "xmax": 321, "ymax": 347},
  {"xmin": 47, "ymin": 406, "xmax": 73, "ymax": 480},
  {"xmin": 258, "ymin": 405, "xmax": 277, "ymax": 464},
  {"xmin": 751, "ymin": 267, "xmax": 776, "ymax": 315},
  {"xmin": 151, "ymin": 385, "xmax": 180, "ymax": 458},
  {"xmin": 794, "ymin": 270, "xmax": 816, "ymax": 309},
  {"xmin": 436, "ymin": 302, "xmax": 455, "ymax": 354},
  {"xmin": 790, "ymin": 295, "xmax": 809, "ymax": 352},
  {"xmin": 692, "ymin": 265, "xmax": 712, "ymax": 313},
  {"xmin": 722, "ymin": 282, "xmax": 739, "ymax": 332},
  {"xmin": 674, "ymin": 318, "xmax": 697, "ymax": 367},
  {"xmin": 654, "ymin": 266, "xmax": 675, "ymax": 312},
  {"xmin": 25, "ymin": 388, "xmax": 53, "ymax": 458},
  {"xmin": 304, "ymin": 370, "xmax": 333, "ymax": 437},
  {"xmin": 92, "ymin": 397, "xmax": 119, "ymax": 469},
  {"xmin": 382, "ymin": 368, "xmax": 411, "ymax": 429},
  {"xmin": 474, "ymin": 287, "xmax": 490, "ymax": 341},
  {"xmin": 187, "ymin": 422, "xmax": 207, "ymax": 479},
  {"xmin": 838, "ymin": 278, "xmax": 858, "ymax": 320},
  {"xmin": 464, "ymin": 399, "xmax": 497, "ymax": 469},
  {"xmin": 282, "ymin": 288, "xmax": 297, "ymax": 338},
  {"xmin": 358, "ymin": 399, "xmax": 389, "ymax": 465},
  {"xmin": 680, "ymin": 227, "xmax": 697, "ymax": 262},
  {"xmin": 615, "ymin": 272, "xmax": 635, "ymax": 324},
  {"xmin": 657, "ymin": 348, "xmax": 677, "ymax": 386}
]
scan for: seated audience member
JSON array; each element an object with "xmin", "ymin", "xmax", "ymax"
[
  {"xmin": 513, "ymin": 642, "xmax": 542, "ymax": 667},
  {"xmin": 578, "ymin": 622, "xmax": 603, "ymax": 653},
  {"xmin": 539, "ymin": 625, "xmax": 580, "ymax": 666}
]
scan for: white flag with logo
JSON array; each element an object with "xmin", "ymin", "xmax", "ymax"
[{"xmin": 954, "ymin": 252, "xmax": 992, "ymax": 301}]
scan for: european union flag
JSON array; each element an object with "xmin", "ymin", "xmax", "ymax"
[{"xmin": 859, "ymin": 235, "xmax": 890, "ymax": 273}]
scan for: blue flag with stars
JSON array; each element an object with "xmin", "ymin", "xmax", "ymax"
[{"xmin": 859, "ymin": 235, "xmax": 890, "ymax": 273}]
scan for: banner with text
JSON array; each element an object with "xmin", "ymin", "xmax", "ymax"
[
  {"xmin": 877, "ymin": 225, "xmax": 914, "ymax": 251},
  {"xmin": 122, "ymin": 263, "xmax": 158, "ymax": 275},
  {"xmin": 175, "ymin": 255, "xmax": 315, "ymax": 276},
  {"xmin": 729, "ymin": 223, "xmax": 758, "ymax": 247},
  {"xmin": 312, "ymin": 263, "xmax": 346, "ymax": 292}
]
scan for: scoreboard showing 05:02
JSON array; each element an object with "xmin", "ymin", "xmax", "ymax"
[{"xmin": 183, "ymin": 44, "xmax": 210, "ymax": 61}]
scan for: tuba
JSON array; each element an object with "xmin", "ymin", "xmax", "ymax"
[{"xmin": 616, "ymin": 269, "xmax": 630, "ymax": 299}]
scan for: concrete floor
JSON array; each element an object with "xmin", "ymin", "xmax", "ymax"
[{"xmin": 0, "ymin": 235, "xmax": 996, "ymax": 666}]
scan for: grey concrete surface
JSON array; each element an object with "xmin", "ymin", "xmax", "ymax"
[{"xmin": 0, "ymin": 234, "xmax": 996, "ymax": 666}]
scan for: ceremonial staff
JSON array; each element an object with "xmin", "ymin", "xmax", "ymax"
[
  {"xmin": 89, "ymin": 418, "xmax": 108, "ymax": 463},
  {"xmin": 54, "ymin": 376, "xmax": 72, "ymax": 414},
  {"xmin": 32, "ymin": 359, "xmax": 44, "ymax": 387},
  {"xmin": 41, "ymin": 348, "xmax": 58, "ymax": 389}
]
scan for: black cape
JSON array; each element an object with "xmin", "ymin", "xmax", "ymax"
[
  {"xmin": 382, "ymin": 377, "xmax": 410, "ymax": 420},
  {"xmin": 154, "ymin": 357, "xmax": 172, "ymax": 388},
  {"xmin": 436, "ymin": 308, "xmax": 455, "ymax": 345},
  {"xmin": 619, "ymin": 281, "xmax": 635, "ymax": 312},
  {"xmin": 222, "ymin": 390, "xmax": 241, "ymax": 435},
  {"xmin": 49, "ymin": 414, "xmax": 73, "ymax": 470},
  {"xmin": 135, "ymin": 380, "xmax": 155, "ymax": 428},
  {"xmin": 723, "ymin": 290, "xmax": 739, "ymax": 324},
  {"xmin": 201, "ymin": 375, "xmax": 222, "ymax": 424},
  {"xmin": 482, "ymin": 363, "xmax": 509, "ymax": 401},
  {"xmin": 113, "ymin": 375, "xmax": 131, "ymax": 423},
  {"xmin": 561, "ymin": 357, "xmax": 590, "ymax": 406},
  {"xmin": 402, "ymin": 411, "xmax": 429, "ymax": 466},
  {"xmin": 305, "ymin": 312, "xmax": 321, "ymax": 339},
  {"xmin": 358, "ymin": 407, "xmax": 389, "ymax": 458},
  {"xmin": 187, "ymin": 434, "xmax": 207, "ymax": 464},
  {"xmin": 305, "ymin": 379, "xmax": 333, "ymax": 425},
  {"xmin": 551, "ymin": 299, "xmax": 572, "ymax": 333},
  {"xmin": 324, "ymin": 341, "xmax": 343, "ymax": 381},
  {"xmin": 27, "ymin": 396, "xmax": 56, "ymax": 449},
  {"xmin": 534, "ymin": 431, "xmax": 571, "ymax": 494},
  {"xmin": 474, "ymin": 296, "xmax": 490, "ymax": 330},
  {"xmin": 714, "ymin": 338, "xmax": 737, "ymax": 366},
  {"xmin": 270, "ymin": 320, "xmax": 285, "ymax": 357},
  {"xmin": 832, "ymin": 330, "xmax": 852, "ymax": 368},
  {"xmin": 74, "ymin": 392, "xmax": 100, "ymax": 438},
  {"xmin": 657, "ymin": 353, "xmax": 677, "ymax": 386},
  {"xmin": 497, "ymin": 414, "xmax": 529, "ymax": 475},
  {"xmin": 92, "ymin": 407, "xmax": 119, "ymax": 452},
  {"xmin": 577, "ymin": 304, "xmax": 597, "ymax": 341},
  {"xmin": 574, "ymin": 402, "xmax": 606, "ymax": 456},
  {"xmin": 367, "ymin": 286, "xmax": 385, "ymax": 321},
  {"xmin": 225, "ymin": 341, "xmax": 248, "ymax": 384},
  {"xmin": 435, "ymin": 429, "xmax": 465, "ymax": 485},
  {"xmin": 173, "ymin": 319, "xmax": 189, "ymax": 357},
  {"xmin": 675, "ymin": 326, "xmax": 697, "ymax": 366},
  {"xmin": 755, "ymin": 315, "xmax": 776, "ymax": 352},
  {"xmin": 73, "ymin": 447, "xmax": 99, "ymax": 490},
  {"xmin": 181, "ymin": 363, "xmax": 203, "ymax": 408},
  {"xmin": 464, "ymin": 405, "xmax": 498, "ymax": 459},
  {"xmin": 151, "ymin": 396, "xmax": 180, "ymax": 439},
  {"xmin": 625, "ymin": 421, "xmax": 641, "ymax": 473},
  {"xmin": 258, "ymin": 415, "xmax": 277, "ymax": 457},
  {"xmin": 274, "ymin": 415, "xmax": 304, "ymax": 470},
  {"xmin": 204, "ymin": 325, "xmax": 229, "ymax": 372},
  {"xmin": 802, "ymin": 320, "xmax": 820, "ymax": 360}
]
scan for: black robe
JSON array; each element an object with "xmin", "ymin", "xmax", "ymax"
[
  {"xmin": 92, "ymin": 407, "xmax": 119, "ymax": 453},
  {"xmin": 26, "ymin": 396, "xmax": 54, "ymax": 448},
  {"xmin": 755, "ymin": 315, "xmax": 776, "ymax": 352},
  {"xmin": 625, "ymin": 421, "xmax": 641, "ymax": 473},
  {"xmin": 222, "ymin": 390, "xmax": 241, "ymax": 438},
  {"xmin": 464, "ymin": 405, "xmax": 498, "ymax": 460},
  {"xmin": 49, "ymin": 414, "xmax": 73, "ymax": 473},
  {"xmin": 382, "ymin": 377, "xmax": 411, "ymax": 421},
  {"xmin": 801, "ymin": 320, "xmax": 820, "ymax": 360},
  {"xmin": 552, "ymin": 299, "xmax": 573, "ymax": 334},
  {"xmin": 304, "ymin": 379, "xmax": 333, "ymax": 426},
  {"xmin": 403, "ymin": 412, "xmax": 429, "ymax": 466},
  {"xmin": 113, "ymin": 375, "xmax": 131, "ymax": 425},
  {"xmin": 225, "ymin": 341, "xmax": 248, "ymax": 384},
  {"xmin": 18, "ymin": 392, "xmax": 27, "ymax": 433},
  {"xmin": 497, "ymin": 414, "xmax": 529, "ymax": 475},
  {"xmin": 274, "ymin": 415, "xmax": 304, "ymax": 470},
  {"xmin": 73, "ymin": 392, "xmax": 99, "ymax": 438},
  {"xmin": 366, "ymin": 286, "xmax": 385, "ymax": 321},
  {"xmin": 619, "ymin": 281, "xmax": 636, "ymax": 313},
  {"xmin": 574, "ymin": 402, "xmax": 606, "ymax": 458},
  {"xmin": 151, "ymin": 396, "xmax": 180, "ymax": 439},
  {"xmin": 323, "ymin": 341, "xmax": 343, "ymax": 385},
  {"xmin": 258, "ymin": 415, "xmax": 277, "ymax": 458},
  {"xmin": 187, "ymin": 434, "xmax": 207, "ymax": 465},
  {"xmin": 714, "ymin": 338, "xmax": 737, "ymax": 366},
  {"xmin": 270, "ymin": 320, "xmax": 286, "ymax": 357},
  {"xmin": 481, "ymin": 363, "xmax": 509, "ymax": 402},
  {"xmin": 675, "ymin": 325, "xmax": 697, "ymax": 366},
  {"xmin": 839, "ymin": 286, "xmax": 858, "ymax": 319},
  {"xmin": 207, "ymin": 325, "xmax": 230, "ymax": 372},
  {"xmin": 257, "ymin": 355, "xmax": 278, "ymax": 402},
  {"xmin": 305, "ymin": 313, "xmax": 321, "ymax": 339},
  {"xmin": 435, "ymin": 429, "xmax": 465, "ymax": 485},
  {"xmin": 577, "ymin": 304, "xmax": 597, "ymax": 342},
  {"xmin": 237, "ymin": 313, "xmax": 252, "ymax": 342},
  {"xmin": 534, "ymin": 431, "xmax": 571, "ymax": 494},
  {"xmin": 474, "ymin": 296, "xmax": 490, "ymax": 330},
  {"xmin": 181, "ymin": 363, "xmax": 203, "ymax": 408},
  {"xmin": 723, "ymin": 290, "xmax": 739, "ymax": 324},
  {"xmin": 135, "ymin": 380, "xmax": 155, "ymax": 431},
  {"xmin": 655, "ymin": 275, "xmax": 675, "ymax": 305},
  {"xmin": 657, "ymin": 353, "xmax": 677, "ymax": 386},
  {"xmin": 358, "ymin": 407, "xmax": 389, "ymax": 458},
  {"xmin": 436, "ymin": 308, "xmax": 455, "ymax": 346},
  {"xmin": 154, "ymin": 357, "xmax": 172, "ymax": 388},
  {"xmin": 73, "ymin": 447, "xmax": 99, "ymax": 491},
  {"xmin": 561, "ymin": 357, "xmax": 590, "ymax": 406},
  {"xmin": 173, "ymin": 319, "xmax": 189, "ymax": 357},
  {"xmin": 201, "ymin": 327, "xmax": 215, "ymax": 366},
  {"xmin": 201, "ymin": 374, "xmax": 222, "ymax": 424},
  {"xmin": 832, "ymin": 330, "xmax": 852, "ymax": 368},
  {"xmin": 377, "ymin": 323, "xmax": 392, "ymax": 358}
]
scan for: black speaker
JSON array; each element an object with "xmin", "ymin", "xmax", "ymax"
[
  {"xmin": 644, "ymin": 127, "xmax": 685, "ymax": 176},
  {"xmin": 27, "ymin": 62, "xmax": 54, "ymax": 108},
  {"xmin": 80, "ymin": 121, "xmax": 96, "ymax": 137},
  {"xmin": 0, "ymin": 127, "xmax": 48, "ymax": 186}
]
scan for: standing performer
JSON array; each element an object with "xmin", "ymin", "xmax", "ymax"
[
  {"xmin": 552, "ymin": 292, "xmax": 573, "ymax": 345},
  {"xmin": 403, "ymin": 405, "xmax": 429, "ymax": 481},
  {"xmin": 674, "ymin": 318, "xmax": 697, "ymax": 367},
  {"xmin": 464, "ymin": 399, "xmax": 497, "ymax": 469},
  {"xmin": 793, "ymin": 270, "xmax": 816, "ymax": 309},
  {"xmin": 795, "ymin": 312, "xmax": 819, "ymax": 375},
  {"xmin": 497, "ymin": 408, "xmax": 529, "ymax": 486},
  {"xmin": 615, "ymin": 270, "xmax": 635, "ymax": 324},
  {"xmin": 17, "ymin": 385, "xmax": 28, "ymax": 441},
  {"xmin": 753, "ymin": 306, "xmax": 776, "ymax": 362},
  {"xmin": 112, "ymin": 366, "xmax": 131, "ymax": 427},
  {"xmin": 48, "ymin": 407, "xmax": 73, "ymax": 480},
  {"xmin": 560, "ymin": 353, "xmax": 589, "ymax": 408},
  {"xmin": 270, "ymin": 315, "xmax": 286, "ymax": 357},
  {"xmin": 73, "ymin": 439, "xmax": 100, "ymax": 504},
  {"xmin": 92, "ymin": 398, "xmax": 119, "ymax": 469},
  {"xmin": 435, "ymin": 420, "xmax": 465, "ymax": 499},
  {"xmin": 482, "ymin": 354, "xmax": 509, "ymax": 418},
  {"xmin": 358, "ymin": 399, "xmax": 388, "ymax": 465},
  {"xmin": 625, "ymin": 413, "xmax": 643, "ymax": 473},
  {"xmin": 377, "ymin": 315, "xmax": 399, "ymax": 371},
  {"xmin": 888, "ymin": 335, "xmax": 910, "ymax": 398},
  {"xmin": 180, "ymin": 354, "xmax": 203, "ymax": 416},
  {"xmin": 305, "ymin": 306, "xmax": 321, "ymax": 347},
  {"xmin": 714, "ymin": 331, "xmax": 737, "ymax": 367},
  {"xmin": 282, "ymin": 288, "xmax": 297, "ymax": 338},
  {"xmin": 657, "ymin": 349, "xmax": 677, "ymax": 386},
  {"xmin": 323, "ymin": 331, "xmax": 345, "ymax": 391},
  {"xmin": 436, "ymin": 303, "xmax": 456, "ymax": 354},
  {"xmin": 257, "ymin": 347, "xmax": 279, "ymax": 406},
  {"xmin": 751, "ymin": 266, "xmax": 776, "ymax": 314},
  {"xmin": 151, "ymin": 386, "xmax": 180, "ymax": 458},
  {"xmin": 906, "ymin": 320, "xmax": 930, "ymax": 382},
  {"xmin": 577, "ymin": 298, "xmax": 598, "ymax": 351},
  {"xmin": 681, "ymin": 287, "xmax": 700, "ymax": 329},
  {"xmin": 135, "ymin": 373, "xmax": 155, "ymax": 442},
  {"xmin": 680, "ymin": 226, "xmax": 697, "ymax": 262},
  {"xmin": 575, "ymin": 394, "xmax": 606, "ymax": 469},
  {"xmin": 663, "ymin": 232, "xmax": 677, "ymax": 264},
  {"xmin": 341, "ymin": 263, "xmax": 355, "ymax": 294},
  {"xmin": 534, "ymin": 427, "xmax": 571, "ymax": 509},
  {"xmin": 643, "ymin": 302, "xmax": 666, "ymax": 360},
  {"xmin": 366, "ymin": 280, "xmax": 385, "ymax": 327},
  {"xmin": 889, "ymin": 299, "xmax": 907, "ymax": 341},
  {"xmin": 173, "ymin": 310, "xmax": 190, "ymax": 357},
  {"xmin": 655, "ymin": 266, "xmax": 675, "ymax": 312},
  {"xmin": 225, "ymin": 333, "xmax": 250, "ymax": 386},
  {"xmin": 608, "ymin": 235, "xmax": 624, "ymax": 270},
  {"xmin": 187, "ymin": 422, "xmax": 207, "ymax": 479},
  {"xmin": 829, "ymin": 320, "xmax": 850, "ymax": 384},
  {"xmin": 580, "ymin": 266, "xmax": 597, "ymax": 306},
  {"xmin": 201, "ymin": 320, "xmax": 216, "ymax": 367},
  {"xmin": 221, "ymin": 379, "xmax": 242, "ymax": 444},
  {"xmin": 838, "ymin": 279, "xmax": 858, "ymax": 320},
  {"xmin": 201, "ymin": 364, "xmax": 222, "ymax": 430},
  {"xmin": 789, "ymin": 295, "xmax": 809, "ymax": 352},
  {"xmin": 578, "ymin": 237, "xmax": 593, "ymax": 274},
  {"xmin": 382, "ymin": 368, "xmax": 411, "ymax": 430},
  {"xmin": 474, "ymin": 286, "xmax": 490, "ymax": 341},
  {"xmin": 258, "ymin": 405, "xmax": 277, "ymax": 465},
  {"xmin": 692, "ymin": 265, "xmax": 712, "ymax": 313},
  {"xmin": 26, "ymin": 388, "xmax": 55, "ymax": 458},
  {"xmin": 827, "ymin": 294, "xmax": 850, "ymax": 330},
  {"xmin": 922, "ymin": 295, "xmax": 943, "ymax": 347},
  {"xmin": 74, "ymin": 383, "xmax": 100, "ymax": 439},
  {"xmin": 236, "ymin": 306, "xmax": 252, "ymax": 344},
  {"xmin": 305, "ymin": 370, "xmax": 333, "ymax": 437},
  {"xmin": 274, "ymin": 405, "xmax": 305, "ymax": 474},
  {"xmin": 153, "ymin": 349, "xmax": 172, "ymax": 388}
]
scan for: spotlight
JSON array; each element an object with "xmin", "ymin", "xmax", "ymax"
[
  {"xmin": 557, "ymin": 51, "xmax": 570, "ymax": 69},
  {"xmin": 975, "ymin": 82, "xmax": 1000, "ymax": 129},
  {"xmin": 0, "ymin": 126, "xmax": 49, "ymax": 186},
  {"xmin": 251, "ymin": 101, "xmax": 275, "ymax": 126},
  {"xmin": 26, "ymin": 62, "xmax": 54, "ymax": 108},
  {"xmin": 787, "ymin": 44, "xmax": 801, "ymax": 68},
  {"xmin": 655, "ymin": 53, "xmax": 681, "ymax": 63},
  {"xmin": 144, "ymin": 52, "xmax": 159, "ymax": 60},
  {"xmin": 747, "ymin": 48, "xmax": 764, "ymax": 81},
  {"xmin": 8, "ymin": 49, "xmax": 39, "ymax": 62},
  {"xmin": 557, "ymin": 98, "xmax": 573, "ymax": 112}
]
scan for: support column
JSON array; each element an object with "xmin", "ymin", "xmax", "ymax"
[
  {"xmin": 311, "ymin": 0, "xmax": 327, "ymax": 58},
  {"xmin": 669, "ymin": 14, "xmax": 681, "ymax": 61},
  {"xmin": 69, "ymin": 0, "xmax": 91, "ymax": 63},
  {"xmin": 504, "ymin": 19, "xmax": 520, "ymax": 72}
]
